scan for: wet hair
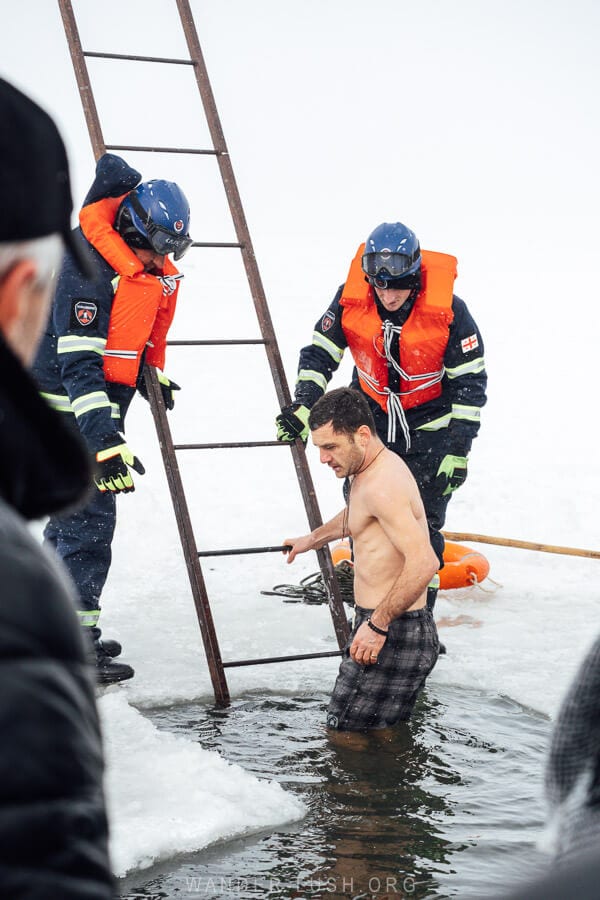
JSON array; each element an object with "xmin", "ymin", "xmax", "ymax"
[{"xmin": 308, "ymin": 387, "xmax": 376, "ymax": 437}]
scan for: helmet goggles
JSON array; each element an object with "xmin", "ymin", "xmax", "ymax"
[
  {"xmin": 145, "ymin": 222, "xmax": 193, "ymax": 260},
  {"xmin": 361, "ymin": 249, "xmax": 419, "ymax": 279},
  {"xmin": 129, "ymin": 193, "xmax": 193, "ymax": 261}
]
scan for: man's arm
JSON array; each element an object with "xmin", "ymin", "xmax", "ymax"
[
  {"xmin": 443, "ymin": 296, "xmax": 487, "ymax": 454},
  {"xmin": 52, "ymin": 255, "xmax": 122, "ymax": 453},
  {"xmin": 283, "ymin": 509, "xmax": 347, "ymax": 563},
  {"xmin": 350, "ymin": 484, "xmax": 439, "ymax": 667},
  {"xmin": 293, "ymin": 288, "xmax": 348, "ymax": 409},
  {"xmin": 276, "ymin": 289, "xmax": 348, "ymax": 442},
  {"xmin": 370, "ymin": 490, "xmax": 439, "ymax": 625}
]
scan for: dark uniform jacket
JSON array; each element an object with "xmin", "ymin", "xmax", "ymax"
[
  {"xmin": 295, "ymin": 284, "xmax": 487, "ymax": 459},
  {"xmin": 31, "ymin": 154, "xmax": 143, "ymax": 456},
  {"xmin": 0, "ymin": 334, "xmax": 114, "ymax": 898}
]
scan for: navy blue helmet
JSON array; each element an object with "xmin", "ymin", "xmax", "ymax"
[
  {"xmin": 361, "ymin": 222, "xmax": 421, "ymax": 289},
  {"xmin": 116, "ymin": 180, "xmax": 192, "ymax": 260}
]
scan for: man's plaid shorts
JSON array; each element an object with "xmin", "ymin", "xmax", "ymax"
[{"xmin": 326, "ymin": 604, "xmax": 439, "ymax": 731}]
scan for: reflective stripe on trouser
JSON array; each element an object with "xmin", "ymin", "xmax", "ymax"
[{"xmin": 44, "ymin": 487, "xmax": 117, "ymax": 643}]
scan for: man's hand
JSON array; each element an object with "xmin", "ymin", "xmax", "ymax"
[
  {"xmin": 156, "ymin": 372, "xmax": 180, "ymax": 410},
  {"xmin": 435, "ymin": 453, "xmax": 468, "ymax": 497},
  {"xmin": 95, "ymin": 443, "xmax": 145, "ymax": 494},
  {"xmin": 350, "ymin": 621, "xmax": 387, "ymax": 666},
  {"xmin": 137, "ymin": 368, "xmax": 181, "ymax": 410},
  {"xmin": 282, "ymin": 535, "xmax": 314, "ymax": 563},
  {"xmin": 276, "ymin": 404, "xmax": 310, "ymax": 442}
]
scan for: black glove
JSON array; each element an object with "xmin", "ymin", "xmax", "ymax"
[
  {"xmin": 276, "ymin": 404, "xmax": 310, "ymax": 442},
  {"xmin": 137, "ymin": 368, "xmax": 181, "ymax": 410},
  {"xmin": 434, "ymin": 453, "xmax": 468, "ymax": 497},
  {"xmin": 95, "ymin": 442, "xmax": 145, "ymax": 494}
]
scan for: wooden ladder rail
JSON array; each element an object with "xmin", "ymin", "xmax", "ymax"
[{"xmin": 58, "ymin": 0, "xmax": 349, "ymax": 706}]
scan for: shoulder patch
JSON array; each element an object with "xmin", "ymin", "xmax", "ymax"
[
  {"xmin": 461, "ymin": 334, "xmax": 479, "ymax": 354},
  {"xmin": 321, "ymin": 311, "xmax": 336, "ymax": 332},
  {"xmin": 73, "ymin": 300, "xmax": 98, "ymax": 327}
]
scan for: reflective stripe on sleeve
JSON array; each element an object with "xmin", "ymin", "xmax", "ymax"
[
  {"xmin": 452, "ymin": 403, "xmax": 481, "ymax": 423},
  {"xmin": 445, "ymin": 356, "xmax": 485, "ymax": 379},
  {"xmin": 296, "ymin": 368, "xmax": 329, "ymax": 393},
  {"xmin": 416, "ymin": 412, "xmax": 452, "ymax": 431},
  {"xmin": 57, "ymin": 335, "xmax": 106, "ymax": 355},
  {"xmin": 72, "ymin": 391, "xmax": 112, "ymax": 419},
  {"xmin": 311, "ymin": 331, "xmax": 345, "ymax": 364},
  {"xmin": 40, "ymin": 391, "xmax": 73, "ymax": 414}
]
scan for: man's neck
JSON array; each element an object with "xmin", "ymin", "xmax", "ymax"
[{"xmin": 353, "ymin": 438, "xmax": 386, "ymax": 477}]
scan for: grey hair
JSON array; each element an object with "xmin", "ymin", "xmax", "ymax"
[{"xmin": 0, "ymin": 234, "xmax": 63, "ymax": 288}]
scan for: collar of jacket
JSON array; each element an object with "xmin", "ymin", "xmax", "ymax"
[
  {"xmin": 0, "ymin": 334, "xmax": 92, "ymax": 520},
  {"xmin": 79, "ymin": 195, "xmax": 145, "ymax": 277}
]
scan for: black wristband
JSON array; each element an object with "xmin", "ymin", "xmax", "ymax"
[{"xmin": 367, "ymin": 617, "xmax": 388, "ymax": 636}]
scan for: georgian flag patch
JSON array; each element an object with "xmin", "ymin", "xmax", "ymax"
[
  {"xmin": 74, "ymin": 300, "xmax": 98, "ymax": 326},
  {"xmin": 461, "ymin": 334, "xmax": 479, "ymax": 353},
  {"xmin": 321, "ymin": 311, "xmax": 336, "ymax": 332}
]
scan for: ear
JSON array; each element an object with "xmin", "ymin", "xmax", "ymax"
[
  {"xmin": 356, "ymin": 424, "xmax": 372, "ymax": 447},
  {"xmin": 0, "ymin": 259, "xmax": 37, "ymax": 337}
]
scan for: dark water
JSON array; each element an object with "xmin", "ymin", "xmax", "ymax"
[{"xmin": 118, "ymin": 683, "xmax": 550, "ymax": 900}]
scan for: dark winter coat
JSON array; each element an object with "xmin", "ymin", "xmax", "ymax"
[
  {"xmin": 0, "ymin": 333, "xmax": 114, "ymax": 898},
  {"xmin": 31, "ymin": 153, "xmax": 142, "ymax": 456}
]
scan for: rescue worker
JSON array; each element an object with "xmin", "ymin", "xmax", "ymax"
[
  {"xmin": 276, "ymin": 222, "xmax": 487, "ymax": 608},
  {"xmin": 32, "ymin": 152, "xmax": 193, "ymax": 685}
]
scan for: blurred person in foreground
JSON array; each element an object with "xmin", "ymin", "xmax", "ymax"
[
  {"xmin": 283, "ymin": 387, "xmax": 440, "ymax": 732},
  {"xmin": 0, "ymin": 77, "xmax": 113, "ymax": 898},
  {"xmin": 276, "ymin": 222, "xmax": 486, "ymax": 610},
  {"xmin": 544, "ymin": 633, "xmax": 600, "ymax": 860},
  {"xmin": 489, "ymin": 635, "xmax": 600, "ymax": 900},
  {"xmin": 32, "ymin": 151, "xmax": 193, "ymax": 684}
]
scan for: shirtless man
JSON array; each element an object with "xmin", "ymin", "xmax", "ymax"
[{"xmin": 284, "ymin": 387, "xmax": 440, "ymax": 731}]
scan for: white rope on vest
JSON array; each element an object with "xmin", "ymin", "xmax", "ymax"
[{"xmin": 358, "ymin": 320, "xmax": 447, "ymax": 450}]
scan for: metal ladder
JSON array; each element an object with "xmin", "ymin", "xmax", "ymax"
[{"xmin": 58, "ymin": 0, "xmax": 349, "ymax": 706}]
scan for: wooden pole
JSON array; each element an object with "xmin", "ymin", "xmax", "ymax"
[{"xmin": 443, "ymin": 531, "xmax": 600, "ymax": 561}]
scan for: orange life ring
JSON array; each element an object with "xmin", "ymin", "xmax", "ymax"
[
  {"xmin": 331, "ymin": 539, "xmax": 489, "ymax": 590},
  {"xmin": 439, "ymin": 541, "xmax": 489, "ymax": 589},
  {"xmin": 331, "ymin": 540, "xmax": 353, "ymax": 566}
]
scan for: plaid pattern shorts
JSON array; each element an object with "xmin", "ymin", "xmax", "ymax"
[{"xmin": 326, "ymin": 605, "xmax": 439, "ymax": 731}]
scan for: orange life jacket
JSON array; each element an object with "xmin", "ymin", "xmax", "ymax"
[
  {"xmin": 79, "ymin": 195, "xmax": 181, "ymax": 386},
  {"xmin": 340, "ymin": 245, "xmax": 456, "ymax": 413}
]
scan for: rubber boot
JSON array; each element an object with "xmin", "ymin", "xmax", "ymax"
[
  {"xmin": 94, "ymin": 641, "xmax": 134, "ymax": 685},
  {"xmin": 97, "ymin": 638, "xmax": 122, "ymax": 658}
]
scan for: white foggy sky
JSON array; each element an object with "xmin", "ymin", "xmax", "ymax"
[{"xmin": 2, "ymin": 0, "xmax": 600, "ymax": 540}]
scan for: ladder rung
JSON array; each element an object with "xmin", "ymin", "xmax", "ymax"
[
  {"xmin": 106, "ymin": 144, "xmax": 220, "ymax": 156},
  {"xmin": 223, "ymin": 650, "xmax": 343, "ymax": 669},
  {"xmin": 84, "ymin": 50, "xmax": 194, "ymax": 66},
  {"xmin": 167, "ymin": 339, "xmax": 266, "ymax": 346},
  {"xmin": 175, "ymin": 441, "xmax": 282, "ymax": 450},
  {"xmin": 198, "ymin": 545, "xmax": 289, "ymax": 557},
  {"xmin": 192, "ymin": 242, "xmax": 243, "ymax": 249}
]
